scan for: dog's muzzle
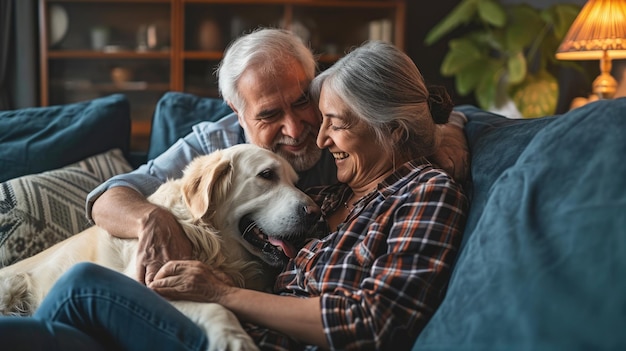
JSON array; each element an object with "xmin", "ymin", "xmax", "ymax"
[{"xmin": 239, "ymin": 216, "xmax": 297, "ymax": 268}]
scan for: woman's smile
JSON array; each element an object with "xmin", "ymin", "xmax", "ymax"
[{"xmin": 332, "ymin": 152, "xmax": 349, "ymax": 160}]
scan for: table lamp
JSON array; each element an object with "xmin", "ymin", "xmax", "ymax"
[{"xmin": 556, "ymin": 0, "xmax": 626, "ymax": 99}]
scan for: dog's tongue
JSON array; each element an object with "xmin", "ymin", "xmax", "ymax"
[{"xmin": 268, "ymin": 237, "xmax": 297, "ymax": 258}]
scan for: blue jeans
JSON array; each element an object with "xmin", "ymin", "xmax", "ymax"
[{"xmin": 0, "ymin": 262, "xmax": 208, "ymax": 351}]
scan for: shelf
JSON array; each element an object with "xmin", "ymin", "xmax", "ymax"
[
  {"xmin": 48, "ymin": 50, "xmax": 171, "ymax": 59},
  {"xmin": 182, "ymin": 51, "xmax": 223, "ymax": 60},
  {"xmin": 48, "ymin": 0, "xmax": 171, "ymax": 3},
  {"xmin": 53, "ymin": 80, "xmax": 170, "ymax": 92},
  {"xmin": 39, "ymin": 0, "xmax": 406, "ymax": 152}
]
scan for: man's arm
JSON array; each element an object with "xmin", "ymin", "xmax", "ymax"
[
  {"xmin": 87, "ymin": 136, "xmax": 205, "ymax": 283},
  {"xmin": 91, "ymin": 186, "xmax": 193, "ymax": 284},
  {"xmin": 87, "ymin": 115, "xmax": 244, "ymax": 284}
]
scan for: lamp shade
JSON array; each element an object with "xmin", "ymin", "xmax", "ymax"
[{"xmin": 556, "ymin": 0, "xmax": 626, "ymax": 60}]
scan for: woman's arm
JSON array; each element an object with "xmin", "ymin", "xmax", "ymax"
[
  {"xmin": 149, "ymin": 260, "xmax": 329, "ymax": 348},
  {"xmin": 223, "ymin": 289, "xmax": 327, "ymax": 347}
]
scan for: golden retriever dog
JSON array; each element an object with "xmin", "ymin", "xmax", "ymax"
[{"xmin": 0, "ymin": 144, "xmax": 321, "ymax": 351}]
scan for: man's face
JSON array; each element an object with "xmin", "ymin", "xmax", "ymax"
[{"xmin": 235, "ymin": 59, "xmax": 322, "ymax": 172}]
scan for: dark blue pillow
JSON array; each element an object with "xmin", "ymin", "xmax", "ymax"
[
  {"xmin": 148, "ymin": 92, "xmax": 233, "ymax": 160},
  {"xmin": 0, "ymin": 94, "xmax": 130, "ymax": 182},
  {"xmin": 414, "ymin": 99, "xmax": 626, "ymax": 350},
  {"xmin": 456, "ymin": 105, "xmax": 556, "ymax": 246}
]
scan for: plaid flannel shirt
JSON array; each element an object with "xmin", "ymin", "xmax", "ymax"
[{"xmin": 246, "ymin": 159, "xmax": 468, "ymax": 351}]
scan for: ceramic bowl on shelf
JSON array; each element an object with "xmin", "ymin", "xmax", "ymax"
[
  {"xmin": 48, "ymin": 4, "xmax": 68, "ymax": 48},
  {"xmin": 198, "ymin": 20, "xmax": 222, "ymax": 51},
  {"xmin": 110, "ymin": 67, "xmax": 134, "ymax": 85}
]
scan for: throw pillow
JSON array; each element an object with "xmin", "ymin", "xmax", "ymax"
[
  {"xmin": 0, "ymin": 94, "xmax": 131, "ymax": 182},
  {"xmin": 148, "ymin": 92, "xmax": 233, "ymax": 160},
  {"xmin": 0, "ymin": 149, "xmax": 133, "ymax": 267},
  {"xmin": 455, "ymin": 105, "xmax": 556, "ymax": 246}
]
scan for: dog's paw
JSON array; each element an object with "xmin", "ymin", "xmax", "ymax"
[
  {"xmin": 205, "ymin": 325, "xmax": 258, "ymax": 351},
  {"xmin": 172, "ymin": 301, "xmax": 259, "ymax": 351}
]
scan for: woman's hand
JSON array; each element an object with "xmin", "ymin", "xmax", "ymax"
[
  {"xmin": 151, "ymin": 261, "xmax": 328, "ymax": 348},
  {"xmin": 148, "ymin": 260, "xmax": 235, "ymax": 303}
]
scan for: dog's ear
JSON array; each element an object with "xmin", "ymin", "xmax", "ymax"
[{"xmin": 181, "ymin": 151, "xmax": 233, "ymax": 221}]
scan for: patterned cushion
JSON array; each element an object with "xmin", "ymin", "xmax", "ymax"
[{"xmin": 0, "ymin": 149, "xmax": 132, "ymax": 266}]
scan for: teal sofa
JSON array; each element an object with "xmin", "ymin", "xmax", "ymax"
[
  {"xmin": 1, "ymin": 92, "xmax": 625, "ymax": 349},
  {"xmin": 414, "ymin": 100, "xmax": 626, "ymax": 350}
]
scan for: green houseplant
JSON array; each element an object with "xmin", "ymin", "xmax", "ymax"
[{"xmin": 425, "ymin": 0, "xmax": 581, "ymax": 118}]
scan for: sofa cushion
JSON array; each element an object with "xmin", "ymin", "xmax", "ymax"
[
  {"xmin": 148, "ymin": 92, "xmax": 233, "ymax": 160},
  {"xmin": 414, "ymin": 98, "xmax": 626, "ymax": 350},
  {"xmin": 0, "ymin": 94, "xmax": 131, "ymax": 182},
  {"xmin": 0, "ymin": 149, "xmax": 133, "ymax": 266},
  {"xmin": 455, "ymin": 105, "xmax": 556, "ymax": 246}
]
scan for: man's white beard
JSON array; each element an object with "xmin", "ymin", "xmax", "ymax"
[
  {"xmin": 276, "ymin": 141, "xmax": 322, "ymax": 172},
  {"xmin": 244, "ymin": 124, "xmax": 322, "ymax": 172}
]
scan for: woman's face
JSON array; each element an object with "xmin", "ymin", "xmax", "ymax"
[{"xmin": 316, "ymin": 85, "xmax": 393, "ymax": 191}]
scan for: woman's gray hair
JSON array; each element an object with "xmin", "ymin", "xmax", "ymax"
[
  {"xmin": 310, "ymin": 41, "xmax": 452, "ymax": 160},
  {"xmin": 216, "ymin": 28, "xmax": 317, "ymax": 116}
]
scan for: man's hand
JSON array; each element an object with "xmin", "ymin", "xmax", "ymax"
[
  {"xmin": 91, "ymin": 187, "xmax": 193, "ymax": 285},
  {"xmin": 431, "ymin": 123, "xmax": 470, "ymax": 185},
  {"xmin": 137, "ymin": 207, "xmax": 194, "ymax": 285}
]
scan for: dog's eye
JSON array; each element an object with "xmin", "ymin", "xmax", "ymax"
[{"xmin": 257, "ymin": 168, "xmax": 276, "ymax": 181}]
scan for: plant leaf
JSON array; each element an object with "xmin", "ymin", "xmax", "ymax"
[
  {"xmin": 475, "ymin": 64, "xmax": 502, "ymax": 110},
  {"xmin": 539, "ymin": 4, "xmax": 582, "ymax": 70},
  {"xmin": 507, "ymin": 51, "xmax": 527, "ymax": 84},
  {"xmin": 542, "ymin": 4, "xmax": 581, "ymax": 39},
  {"xmin": 441, "ymin": 38, "xmax": 483, "ymax": 76},
  {"xmin": 477, "ymin": 0, "xmax": 506, "ymax": 27},
  {"xmin": 455, "ymin": 61, "xmax": 491, "ymax": 95},
  {"xmin": 506, "ymin": 4, "xmax": 543, "ymax": 52},
  {"xmin": 511, "ymin": 70, "xmax": 558, "ymax": 118},
  {"xmin": 427, "ymin": 1, "xmax": 582, "ymax": 116},
  {"xmin": 425, "ymin": 0, "xmax": 480, "ymax": 45}
]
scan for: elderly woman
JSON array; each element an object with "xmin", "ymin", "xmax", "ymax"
[
  {"xmin": 0, "ymin": 41, "xmax": 467, "ymax": 351},
  {"xmin": 238, "ymin": 40, "xmax": 468, "ymax": 349}
]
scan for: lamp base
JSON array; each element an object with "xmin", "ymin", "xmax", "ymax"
[
  {"xmin": 592, "ymin": 72, "xmax": 617, "ymax": 99},
  {"xmin": 593, "ymin": 50, "xmax": 617, "ymax": 99}
]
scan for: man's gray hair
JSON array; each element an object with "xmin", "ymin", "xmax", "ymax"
[{"xmin": 216, "ymin": 28, "xmax": 316, "ymax": 116}]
